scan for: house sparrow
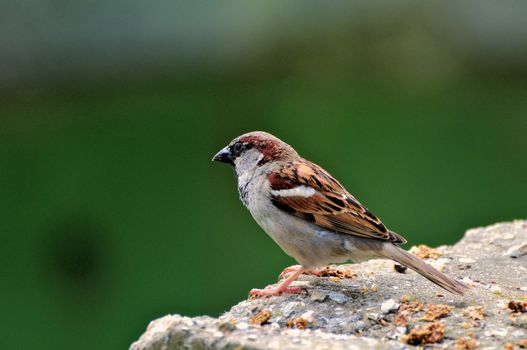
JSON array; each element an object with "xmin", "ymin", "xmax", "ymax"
[{"xmin": 212, "ymin": 131, "xmax": 468, "ymax": 296}]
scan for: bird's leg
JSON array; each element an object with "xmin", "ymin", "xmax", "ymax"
[
  {"xmin": 278, "ymin": 265, "xmax": 325, "ymax": 281},
  {"xmin": 249, "ymin": 267, "xmax": 306, "ymax": 297}
]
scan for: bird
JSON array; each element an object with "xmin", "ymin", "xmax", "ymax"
[{"xmin": 212, "ymin": 131, "xmax": 468, "ymax": 297}]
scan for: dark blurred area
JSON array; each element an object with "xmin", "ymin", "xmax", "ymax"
[{"xmin": 1, "ymin": 2, "xmax": 527, "ymax": 349}]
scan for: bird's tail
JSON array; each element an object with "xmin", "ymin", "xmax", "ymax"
[{"xmin": 382, "ymin": 244, "xmax": 469, "ymax": 295}]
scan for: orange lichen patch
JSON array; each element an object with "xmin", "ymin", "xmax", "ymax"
[
  {"xmin": 406, "ymin": 322, "xmax": 445, "ymax": 345},
  {"xmin": 508, "ymin": 300, "xmax": 527, "ymax": 313},
  {"xmin": 423, "ymin": 304, "xmax": 453, "ymax": 321},
  {"xmin": 394, "ymin": 301, "xmax": 423, "ymax": 326},
  {"xmin": 454, "ymin": 337, "xmax": 477, "ymax": 350},
  {"xmin": 409, "ymin": 245, "xmax": 443, "ymax": 259},
  {"xmin": 399, "ymin": 295, "xmax": 415, "ymax": 303},
  {"xmin": 399, "ymin": 296, "xmax": 409, "ymax": 303},
  {"xmin": 360, "ymin": 287, "xmax": 370, "ymax": 295},
  {"xmin": 504, "ymin": 339, "xmax": 527, "ymax": 350},
  {"xmin": 286, "ymin": 317, "xmax": 308, "ymax": 330},
  {"xmin": 318, "ymin": 266, "xmax": 357, "ymax": 279},
  {"xmin": 249, "ymin": 309, "xmax": 272, "ymax": 325},
  {"xmin": 463, "ymin": 306, "xmax": 486, "ymax": 320},
  {"xmin": 294, "ymin": 317, "xmax": 308, "ymax": 330},
  {"xmin": 394, "ymin": 314, "xmax": 410, "ymax": 327}
]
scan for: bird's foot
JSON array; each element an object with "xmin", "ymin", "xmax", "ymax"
[
  {"xmin": 249, "ymin": 285, "xmax": 303, "ymax": 298},
  {"xmin": 250, "ymin": 266, "xmax": 307, "ymax": 298},
  {"xmin": 278, "ymin": 265, "xmax": 324, "ymax": 281}
]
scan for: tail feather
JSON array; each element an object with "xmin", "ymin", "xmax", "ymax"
[{"xmin": 383, "ymin": 244, "xmax": 469, "ymax": 296}]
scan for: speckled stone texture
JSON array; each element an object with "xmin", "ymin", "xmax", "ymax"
[{"xmin": 130, "ymin": 220, "xmax": 527, "ymax": 350}]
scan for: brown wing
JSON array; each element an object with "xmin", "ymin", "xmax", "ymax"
[{"xmin": 268, "ymin": 160, "xmax": 406, "ymax": 245}]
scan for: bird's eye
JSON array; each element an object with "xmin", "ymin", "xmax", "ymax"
[{"xmin": 232, "ymin": 142, "xmax": 244, "ymax": 155}]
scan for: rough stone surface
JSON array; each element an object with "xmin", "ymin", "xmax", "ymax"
[{"xmin": 130, "ymin": 220, "xmax": 527, "ymax": 350}]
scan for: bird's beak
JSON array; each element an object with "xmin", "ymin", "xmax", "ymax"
[{"xmin": 212, "ymin": 146, "xmax": 234, "ymax": 165}]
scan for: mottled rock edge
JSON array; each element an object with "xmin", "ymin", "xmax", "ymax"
[{"xmin": 131, "ymin": 221, "xmax": 527, "ymax": 350}]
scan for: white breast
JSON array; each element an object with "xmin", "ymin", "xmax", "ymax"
[{"xmin": 242, "ymin": 174, "xmax": 352, "ymax": 268}]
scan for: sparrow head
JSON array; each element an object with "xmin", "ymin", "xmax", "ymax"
[{"xmin": 212, "ymin": 131, "xmax": 298, "ymax": 169}]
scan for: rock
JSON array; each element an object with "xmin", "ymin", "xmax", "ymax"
[
  {"xmin": 504, "ymin": 243, "xmax": 527, "ymax": 258},
  {"xmin": 381, "ymin": 299, "xmax": 399, "ymax": 314},
  {"xmin": 309, "ymin": 289, "xmax": 327, "ymax": 302},
  {"xmin": 299, "ymin": 310, "xmax": 315, "ymax": 323},
  {"xmin": 352, "ymin": 320, "xmax": 367, "ymax": 332},
  {"xmin": 236, "ymin": 321, "xmax": 249, "ymax": 330},
  {"xmin": 327, "ymin": 291, "xmax": 348, "ymax": 304},
  {"xmin": 429, "ymin": 257, "xmax": 451, "ymax": 272},
  {"xmin": 130, "ymin": 220, "xmax": 527, "ymax": 350},
  {"xmin": 510, "ymin": 314, "xmax": 527, "ymax": 328},
  {"xmin": 490, "ymin": 285, "xmax": 502, "ymax": 294}
]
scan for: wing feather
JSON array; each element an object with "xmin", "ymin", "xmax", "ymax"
[{"xmin": 267, "ymin": 160, "xmax": 406, "ymax": 245}]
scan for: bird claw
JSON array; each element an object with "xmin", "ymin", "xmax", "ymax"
[
  {"xmin": 250, "ymin": 265, "xmax": 308, "ymax": 298},
  {"xmin": 249, "ymin": 286, "xmax": 303, "ymax": 298}
]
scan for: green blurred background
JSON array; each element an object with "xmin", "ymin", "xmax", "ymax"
[{"xmin": 1, "ymin": 2, "xmax": 527, "ymax": 349}]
